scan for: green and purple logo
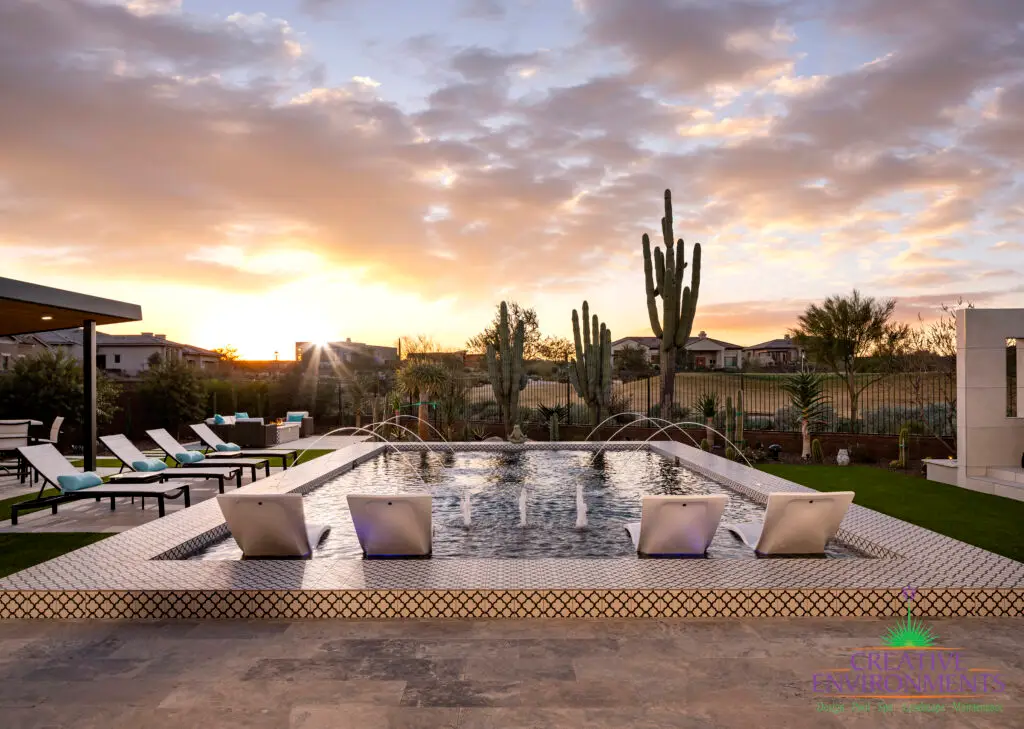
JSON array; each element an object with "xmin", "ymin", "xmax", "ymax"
[{"xmin": 811, "ymin": 587, "xmax": 1008, "ymax": 715}]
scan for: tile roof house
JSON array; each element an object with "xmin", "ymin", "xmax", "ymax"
[
  {"xmin": 31, "ymin": 329, "xmax": 221, "ymax": 376},
  {"xmin": 611, "ymin": 332, "xmax": 745, "ymax": 369},
  {"xmin": 743, "ymin": 334, "xmax": 804, "ymax": 367}
]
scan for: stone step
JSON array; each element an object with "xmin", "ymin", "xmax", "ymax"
[
  {"xmin": 971, "ymin": 475, "xmax": 1024, "ymax": 502},
  {"xmin": 985, "ymin": 466, "xmax": 1024, "ymax": 483}
]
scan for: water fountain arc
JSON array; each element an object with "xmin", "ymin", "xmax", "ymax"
[
  {"xmin": 364, "ymin": 414, "xmax": 457, "ymax": 454},
  {"xmin": 607, "ymin": 421, "xmax": 755, "ymax": 469},
  {"xmin": 287, "ymin": 425, "xmax": 430, "ymax": 488}
]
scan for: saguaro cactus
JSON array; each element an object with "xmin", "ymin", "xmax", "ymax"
[
  {"xmin": 486, "ymin": 301, "xmax": 527, "ymax": 437},
  {"xmin": 642, "ymin": 189, "xmax": 702, "ymax": 417},
  {"xmin": 569, "ymin": 301, "xmax": 612, "ymax": 426},
  {"xmin": 735, "ymin": 389, "xmax": 745, "ymax": 450},
  {"xmin": 725, "ymin": 395, "xmax": 735, "ymax": 446}
]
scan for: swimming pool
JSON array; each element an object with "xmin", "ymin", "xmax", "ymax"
[{"xmin": 190, "ymin": 449, "xmax": 865, "ymax": 560}]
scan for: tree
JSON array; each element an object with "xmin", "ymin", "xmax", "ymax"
[
  {"xmin": 780, "ymin": 372, "xmax": 830, "ymax": 460},
  {"xmin": 467, "ymin": 301, "xmax": 542, "ymax": 360},
  {"xmin": 0, "ymin": 349, "xmax": 120, "ymax": 434},
  {"xmin": 891, "ymin": 298, "xmax": 973, "ymax": 452},
  {"xmin": 396, "ymin": 360, "xmax": 449, "ymax": 440},
  {"xmin": 790, "ymin": 289, "xmax": 908, "ymax": 432},
  {"xmin": 137, "ymin": 357, "xmax": 207, "ymax": 438},
  {"xmin": 641, "ymin": 189, "xmax": 702, "ymax": 417},
  {"xmin": 613, "ymin": 344, "xmax": 652, "ymax": 381},
  {"xmin": 399, "ymin": 334, "xmax": 444, "ymax": 360},
  {"xmin": 213, "ymin": 346, "xmax": 239, "ymax": 362},
  {"xmin": 536, "ymin": 335, "xmax": 574, "ymax": 361},
  {"xmin": 436, "ymin": 366, "xmax": 469, "ymax": 440}
]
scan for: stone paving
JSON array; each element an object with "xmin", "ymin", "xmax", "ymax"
[{"xmin": 0, "ymin": 617, "xmax": 1020, "ymax": 728}]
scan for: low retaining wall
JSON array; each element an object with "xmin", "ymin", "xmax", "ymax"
[{"xmin": 457, "ymin": 422, "xmax": 955, "ymax": 462}]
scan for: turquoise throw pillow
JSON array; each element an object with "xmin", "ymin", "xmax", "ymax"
[
  {"xmin": 215, "ymin": 443, "xmax": 241, "ymax": 452},
  {"xmin": 286, "ymin": 413, "xmax": 304, "ymax": 423},
  {"xmin": 175, "ymin": 451, "xmax": 205, "ymax": 464},
  {"xmin": 214, "ymin": 414, "xmax": 226, "ymax": 425},
  {"xmin": 234, "ymin": 412, "xmax": 249, "ymax": 419},
  {"xmin": 132, "ymin": 458, "xmax": 167, "ymax": 472},
  {"xmin": 57, "ymin": 472, "xmax": 103, "ymax": 492}
]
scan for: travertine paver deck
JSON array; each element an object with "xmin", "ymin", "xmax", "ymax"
[{"xmin": 0, "ymin": 617, "xmax": 1019, "ymax": 728}]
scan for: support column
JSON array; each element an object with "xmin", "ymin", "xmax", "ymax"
[{"xmin": 83, "ymin": 319, "xmax": 97, "ymax": 472}]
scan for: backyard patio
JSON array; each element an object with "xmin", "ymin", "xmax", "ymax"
[{"xmin": 1, "ymin": 616, "xmax": 1020, "ymax": 728}]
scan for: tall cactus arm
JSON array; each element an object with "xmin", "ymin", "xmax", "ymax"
[
  {"xmin": 642, "ymin": 235, "xmax": 663, "ymax": 338},
  {"xmin": 674, "ymin": 243, "xmax": 702, "ymax": 346}
]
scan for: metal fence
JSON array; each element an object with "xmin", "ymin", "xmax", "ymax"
[{"xmin": 458, "ymin": 372, "xmax": 957, "ymax": 437}]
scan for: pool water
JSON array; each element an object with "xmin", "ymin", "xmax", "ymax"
[{"xmin": 190, "ymin": 450, "xmax": 865, "ymax": 560}]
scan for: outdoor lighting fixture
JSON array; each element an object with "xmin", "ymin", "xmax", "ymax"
[{"xmin": 40, "ymin": 315, "xmax": 53, "ymax": 320}]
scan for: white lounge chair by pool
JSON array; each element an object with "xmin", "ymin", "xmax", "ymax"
[
  {"xmin": 100, "ymin": 434, "xmax": 244, "ymax": 492},
  {"xmin": 12, "ymin": 444, "xmax": 191, "ymax": 525},
  {"xmin": 624, "ymin": 494, "xmax": 729, "ymax": 556},
  {"xmin": 347, "ymin": 494, "xmax": 432, "ymax": 558},
  {"xmin": 217, "ymin": 493, "xmax": 328, "ymax": 559},
  {"xmin": 724, "ymin": 491, "xmax": 855, "ymax": 555}
]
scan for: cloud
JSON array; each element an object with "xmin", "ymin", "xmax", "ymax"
[
  {"xmin": 580, "ymin": 0, "xmax": 796, "ymax": 95},
  {"xmin": 990, "ymin": 240, "xmax": 1024, "ymax": 252},
  {"xmin": 1, "ymin": 0, "xmax": 1021, "ymax": 349}
]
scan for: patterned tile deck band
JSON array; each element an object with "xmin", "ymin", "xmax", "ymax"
[{"xmin": 2, "ymin": 441, "xmax": 1022, "ymax": 619}]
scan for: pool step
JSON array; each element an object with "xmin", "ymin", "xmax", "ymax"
[
  {"xmin": 985, "ymin": 466, "xmax": 1024, "ymax": 483},
  {"xmin": 970, "ymin": 475, "xmax": 1024, "ymax": 502}
]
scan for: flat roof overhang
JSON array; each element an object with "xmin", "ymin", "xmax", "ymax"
[{"xmin": 0, "ymin": 277, "xmax": 142, "ymax": 335}]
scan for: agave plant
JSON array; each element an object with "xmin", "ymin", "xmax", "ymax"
[
  {"xmin": 779, "ymin": 372, "xmax": 830, "ymax": 460},
  {"xmin": 693, "ymin": 392, "xmax": 720, "ymax": 447}
]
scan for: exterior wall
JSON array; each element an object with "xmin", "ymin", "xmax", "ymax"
[
  {"xmin": 610, "ymin": 340, "xmax": 657, "ymax": 361},
  {"xmin": 956, "ymin": 308, "xmax": 1024, "ymax": 492},
  {"xmin": 95, "ymin": 345, "xmax": 168, "ymax": 375}
]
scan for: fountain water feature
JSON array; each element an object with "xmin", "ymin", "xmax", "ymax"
[
  {"xmin": 600, "ymin": 421, "xmax": 755, "ymax": 469},
  {"xmin": 460, "ymin": 488, "xmax": 472, "ymax": 527},
  {"xmin": 286, "ymin": 425, "xmax": 431, "ymax": 489},
  {"xmin": 360, "ymin": 415, "xmax": 457, "ymax": 454},
  {"xmin": 585, "ymin": 412, "xmax": 702, "ymax": 448},
  {"xmin": 575, "ymin": 481, "xmax": 588, "ymax": 529},
  {"xmin": 518, "ymin": 486, "xmax": 530, "ymax": 527}
]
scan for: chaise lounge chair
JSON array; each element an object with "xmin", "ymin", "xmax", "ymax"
[
  {"xmin": 217, "ymin": 493, "xmax": 328, "ymax": 559},
  {"xmin": 624, "ymin": 494, "xmax": 729, "ymax": 557},
  {"xmin": 189, "ymin": 423, "xmax": 297, "ymax": 469},
  {"xmin": 146, "ymin": 429, "xmax": 271, "ymax": 480},
  {"xmin": 100, "ymin": 434, "xmax": 244, "ymax": 492},
  {"xmin": 724, "ymin": 491, "xmax": 855, "ymax": 555},
  {"xmin": 11, "ymin": 444, "xmax": 191, "ymax": 526},
  {"xmin": 347, "ymin": 494, "xmax": 432, "ymax": 558}
]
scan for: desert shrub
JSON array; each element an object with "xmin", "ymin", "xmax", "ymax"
[
  {"xmin": 861, "ymin": 404, "xmax": 953, "ymax": 437},
  {"xmin": 745, "ymin": 415, "xmax": 774, "ymax": 431},
  {"xmin": 646, "ymin": 403, "xmax": 691, "ymax": 422}
]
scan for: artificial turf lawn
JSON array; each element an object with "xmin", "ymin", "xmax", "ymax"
[
  {"xmin": 0, "ymin": 533, "xmax": 113, "ymax": 578},
  {"xmin": 758, "ymin": 464, "xmax": 1024, "ymax": 564}
]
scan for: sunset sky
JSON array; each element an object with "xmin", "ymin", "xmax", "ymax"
[{"xmin": 3, "ymin": 0, "xmax": 1023, "ymax": 359}]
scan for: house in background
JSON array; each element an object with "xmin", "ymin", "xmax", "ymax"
[
  {"xmin": 685, "ymin": 331, "xmax": 745, "ymax": 369},
  {"xmin": 296, "ymin": 339, "xmax": 399, "ymax": 373},
  {"xmin": 610, "ymin": 336, "xmax": 661, "ymax": 361},
  {"xmin": 0, "ymin": 334, "xmax": 49, "ymax": 371},
  {"xmin": 610, "ymin": 333, "xmax": 744, "ymax": 369},
  {"xmin": 744, "ymin": 334, "xmax": 803, "ymax": 367},
  {"xmin": 31, "ymin": 329, "xmax": 220, "ymax": 376}
]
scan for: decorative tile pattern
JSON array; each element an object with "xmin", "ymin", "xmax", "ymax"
[{"xmin": 1, "ymin": 440, "xmax": 1021, "ymax": 619}]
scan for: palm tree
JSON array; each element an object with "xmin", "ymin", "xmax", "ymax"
[
  {"xmin": 397, "ymin": 361, "xmax": 449, "ymax": 440},
  {"xmin": 780, "ymin": 372, "xmax": 830, "ymax": 460}
]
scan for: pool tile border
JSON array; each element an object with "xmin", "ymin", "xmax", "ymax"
[{"xmin": 1, "ymin": 441, "xmax": 1022, "ymax": 619}]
